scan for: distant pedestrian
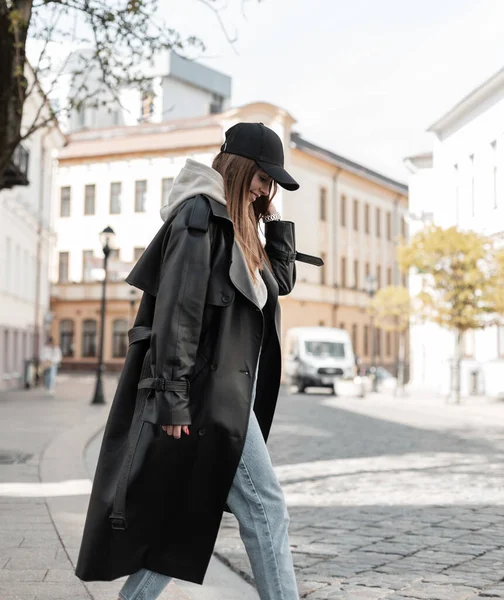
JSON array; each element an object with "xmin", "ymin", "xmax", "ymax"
[
  {"xmin": 40, "ymin": 337, "xmax": 62, "ymax": 396},
  {"xmin": 76, "ymin": 123, "xmax": 322, "ymax": 599}
]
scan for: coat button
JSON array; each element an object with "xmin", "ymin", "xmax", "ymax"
[
  {"xmin": 221, "ymin": 294, "xmax": 230, "ymax": 304},
  {"xmin": 210, "ymin": 363, "xmax": 217, "ymax": 371},
  {"xmin": 198, "ymin": 428, "xmax": 206, "ymax": 436}
]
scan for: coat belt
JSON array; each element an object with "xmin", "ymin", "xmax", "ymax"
[
  {"xmin": 267, "ymin": 247, "xmax": 324, "ymax": 267},
  {"xmin": 138, "ymin": 378, "xmax": 189, "ymax": 394}
]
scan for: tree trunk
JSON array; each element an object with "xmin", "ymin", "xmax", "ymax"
[
  {"xmin": 395, "ymin": 331, "xmax": 406, "ymax": 396},
  {"xmin": 0, "ymin": 0, "xmax": 33, "ymax": 186},
  {"xmin": 451, "ymin": 329, "xmax": 463, "ymax": 404}
]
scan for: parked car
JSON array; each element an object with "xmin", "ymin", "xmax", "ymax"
[{"xmin": 284, "ymin": 327, "xmax": 355, "ymax": 393}]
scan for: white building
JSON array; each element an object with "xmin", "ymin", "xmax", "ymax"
[
  {"xmin": 0, "ymin": 68, "xmax": 66, "ymax": 389},
  {"xmin": 406, "ymin": 67, "xmax": 504, "ymax": 398}
]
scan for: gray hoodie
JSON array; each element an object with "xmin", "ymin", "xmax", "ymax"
[{"xmin": 160, "ymin": 158, "xmax": 267, "ymax": 309}]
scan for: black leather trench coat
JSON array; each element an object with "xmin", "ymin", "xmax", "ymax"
[{"xmin": 76, "ymin": 194, "xmax": 318, "ymax": 585}]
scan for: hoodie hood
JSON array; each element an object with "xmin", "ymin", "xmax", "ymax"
[{"xmin": 160, "ymin": 159, "xmax": 226, "ymax": 222}]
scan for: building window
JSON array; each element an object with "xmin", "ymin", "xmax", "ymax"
[
  {"xmin": 339, "ymin": 322, "xmax": 345, "ymax": 330},
  {"xmin": 210, "ymin": 93, "xmax": 224, "ymax": 114},
  {"xmin": 320, "ymin": 252, "xmax": 327, "ymax": 285},
  {"xmin": 58, "ymin": 252, "xmax": 69, "ymax": 283},
  {"xmin": 365, "ymin": 204, "xmax": 370, "ymax": 234},
  {"xmin": 13, "ymin": 331, "xmax": 18, "ymax": 374},
  {"xmin": 353, "ymin": 199, "xmax": 359, "ymax": 231},
  {"xmin": 161, "ymin": 177, "xmax": 174, "ymax": 207},
  {"xmin": 376, "ymin": 328, "xmax": 381, "ymax": 358},
  {"xmin": 134, "ymin": 247, "xmax": 145, "ymax": 262},
  {"xmin": 386, "ymin": 212, "xmax": 391, "ymax": 241},
  {"xmin": 492, "ymin": 141, "xmax": 498, "ymax": 209},
  {"xmin": 498, "ymin": 326, "xmax": 504, "ymax": 357},
  {"xmin": 376, "ymin": 207, "xmax": 381, "ymax": 237},
  {"xmin": 112, "ymin": 319, "xmax": 128, "ymax": 358},
  {"xmin": 60, "ymin": 187, "xmax": 71, "ymax": 217},
  {"xmin": 84, "ymin": 184, "xmax": 96, "ymax": 215},
  {"xmin": 365, "ymin": 262, "xmax": 370, "ymax": 279},
  {"xmin": 401, "ymin": 217, "xmax": 407, "ymax": 239},
  {"xmin": 60, "ymin": 319, "xmax": 74, "ymax": 357},
  {"xmin": 82, "ymin": 319, "xmax": 97, "ymax": 358},
  {"xmin": 110, "ymin": 182, "xmax": 122, "ymax": 214},
  {"xmin": 340, "ymin": 256, "xmax": 347, "ymax": 288},
  {"xmin": 82, "ymin": 250, "xmax": 94, "ymax": 282},
  {"xmin": 387, "ymin": 267, "xmax": 392, "ymax": 286},
  {"xmin": 377, "ymin": 265, "xmax": 381, "ymax": 289},
  {"xmin": 386, "ymin": 331, "xmax": 391, "ymax": 356},
  {"xmin": 352, "ymin": 324, "xmax": 358, "ymax": 354},
  {"xmin": 470, "ymin": 154, "xmax": 475, "ymax": 217},
  {"xmin": 320, "ymin": 187, "xmax": 327, "ymax": 221},
  {"xmin": 3, "ymin": 329, "xmax": 9, "ymax": 373},
  {"xmin": 135, "ymin": 180, "xmax": 147, "ymax": 213},
  {"xmin": 354, "ymin": 259, "xmax": 359, "ymax": 289},
  {"xmin": 363, "ymin": 325, "xmax": 369, "ymax": 356},
  {"xmin": 340, "ymin": 195, "xmax": 347, "ymax": 227}
]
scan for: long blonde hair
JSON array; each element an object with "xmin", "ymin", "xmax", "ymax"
[{"xmin": 212, "ymin": 152, "xmax": 277, "ymax": 279}]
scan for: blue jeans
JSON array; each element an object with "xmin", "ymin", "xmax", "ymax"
[
  {"xmin": 118, "ymin": 411, "xmax": 298, "ymax": 600},
  {"xmin": 43, "ymin": 365, "xmax": 57, "ymax": 391}
]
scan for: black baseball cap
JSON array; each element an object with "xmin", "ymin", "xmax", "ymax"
[{"xmin": 220, "ymin": 122, "xmax": 299, "ymax": 191}]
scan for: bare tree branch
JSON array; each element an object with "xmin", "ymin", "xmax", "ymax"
[{"xmin": 197, "ymin": 0, "xmax": 239, "ymax": 54}]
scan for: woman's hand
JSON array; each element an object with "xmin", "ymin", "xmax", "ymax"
[
  {"xmin": 266, "ymin": 202, "xmax": 278, "ymax": 216},
  {"xmin": 162, "ymin": 425, "xmax": 190, "ymax": 439}
]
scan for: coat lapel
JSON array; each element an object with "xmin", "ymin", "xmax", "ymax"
[
  {"xmin": 207, "ymin": 196, "xmax": 280, "ymax": 317},
  {"xmin": 229, "ymin": 240, "xmax": 261, "ymax": 309}
]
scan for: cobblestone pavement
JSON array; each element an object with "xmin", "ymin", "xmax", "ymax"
[{"xmin": 215, "ymin": 390, "xmax": 504, "ymax": 599}]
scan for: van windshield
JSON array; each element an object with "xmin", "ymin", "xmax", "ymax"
[{"xmin": 304, "ymin": 341, "xmax": 345, "ymax": 358}]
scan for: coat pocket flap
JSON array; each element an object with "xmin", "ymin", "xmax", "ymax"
[{"xmin": 205, "ymin": 281, "xmax": 235, "ymax": 306}]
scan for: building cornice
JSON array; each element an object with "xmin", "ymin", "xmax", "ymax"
[{"xmin": 428, "ymin": 67, "xmax": 504, "ymax": 139}]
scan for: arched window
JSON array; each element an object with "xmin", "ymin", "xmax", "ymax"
[
  {"xmin": 60, "ymin": 319, "xmax": 74, "ymax": 357},
  {"xmin": 112, "ymin": 319, "xmax": 128, "ymax": 358},
  {"xmin": 82, "ymin": 319, "xmax": 97, "ymax": 358}
]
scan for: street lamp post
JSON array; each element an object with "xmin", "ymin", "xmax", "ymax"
[
  {"xmin": 129, "ymin": 288, "xmax": 137, "ymax": 327},
  {"xmin": 366, "ymin": 274, "xmax": 378, "ymax": 392},
  {"xmin": 91, "ymin": 226, "xmax": 116, "ymax": 405}
]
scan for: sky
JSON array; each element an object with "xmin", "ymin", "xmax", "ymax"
[{"xmin": 157, "ymin": 0, "xmax": 504, "ymax": 182}]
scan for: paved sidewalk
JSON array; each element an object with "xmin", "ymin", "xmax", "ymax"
[{"xmin": 0, "ymin": 377, "xmax": 193, "ymax": 600}]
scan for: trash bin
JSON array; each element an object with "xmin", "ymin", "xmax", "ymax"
[{"xmin": 23, "ymin": 359, "xmax": 35, "ymax": 389}]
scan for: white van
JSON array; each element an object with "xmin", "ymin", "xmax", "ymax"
[{"xmin": 284, "ymin": 327, "xmax": 355, "ymax": 393}]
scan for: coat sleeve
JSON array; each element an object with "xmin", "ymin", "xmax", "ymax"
[
  {"xmin": 264, "ymin": 220, "xmax": 297, "ymax": 296},
  {"xmin": 144, "ymin": 208, "xmax": 212, "ymax": 426}
]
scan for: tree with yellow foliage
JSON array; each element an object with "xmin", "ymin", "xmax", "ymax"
[
  {"xmin": 369, "ymin": 285, "xmax": 412, "ymax": 395},
  {"xmin": 398, "ymin": 225, "xmax": 502, "ymax": 403}
]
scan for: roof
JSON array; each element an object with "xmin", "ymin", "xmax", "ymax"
[
  {"xmin": 428, "ymin": 67, "xmax": 504, "ymax": 139},
  {"xmin": 403, "ymin": 152, "xmax": 433, "ymax": 171},
  {"xmin": 58, "ymin": 113, "xmax": 223, "ymax": 160},
  {"xmin": 167, "ymin": 52, "xmax": 231, "ymax": 99},
  {"xmin": 291, "ymin": 133, "xmax": 408, "ymax": 196}
]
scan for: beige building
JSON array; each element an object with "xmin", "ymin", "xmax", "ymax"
[{"xmin": 50, "ymin": 101, "xmax": 408, "ymax": 373}]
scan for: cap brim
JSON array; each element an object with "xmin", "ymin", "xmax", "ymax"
[{"xmin": 256, "ymin": 160, "xmax": 299, "ymax": 191}]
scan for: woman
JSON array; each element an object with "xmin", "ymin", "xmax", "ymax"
[
  {"xmin": 40, "ymin": 336, "xmax": 62, "ymax": 396},
  {"xmin": 76, "ymin": 122, "xmax": 322, "ymax": 600}
]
